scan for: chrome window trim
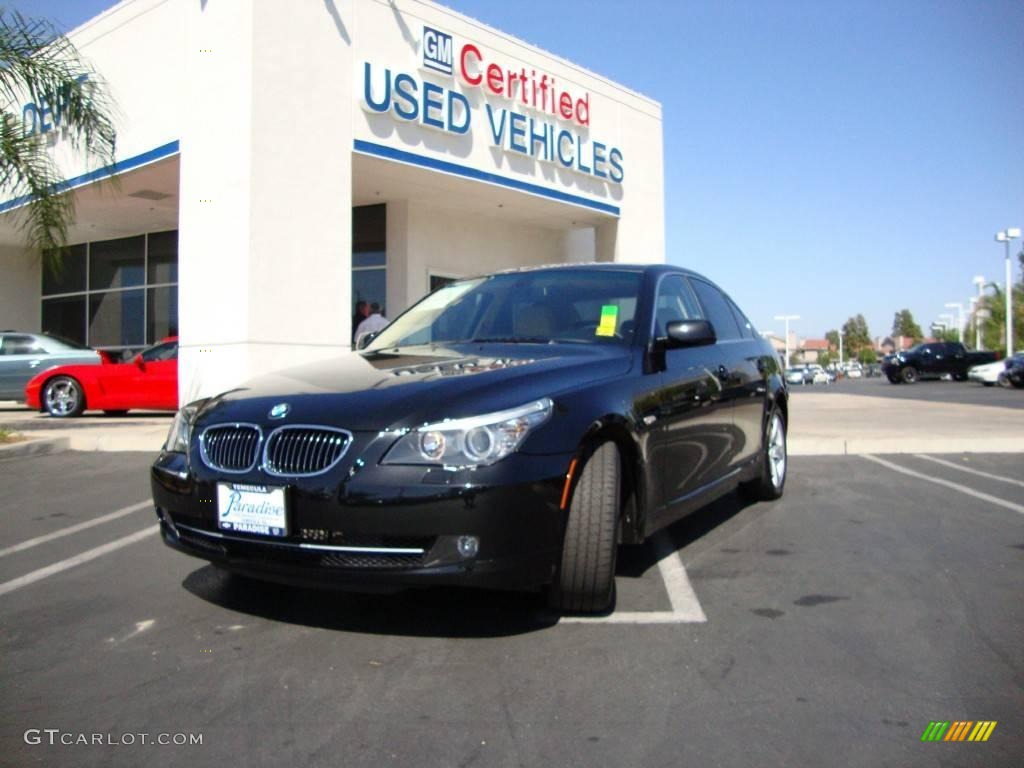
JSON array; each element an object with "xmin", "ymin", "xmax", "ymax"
[
  {"xmin": 198, "ymin": 422, "xmax": 264, "ymax": 474},
  {"xmin": 262, "ymin": 424, "xmax": 354, "ymax": 478},
  {"xmin": 176, "ymin": 524, "xmax": 425, "ymax": 554}
]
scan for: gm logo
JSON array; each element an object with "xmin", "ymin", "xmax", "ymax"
[{"xmin": 423, "ymin": 26, "xmax": 452, "ymax": 75}]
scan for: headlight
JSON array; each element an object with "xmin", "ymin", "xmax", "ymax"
[
  {"xmin": 382, "ymin": 398, "xmax": 553, "ymax": 468},
  {"xmin": 164, "ymin": 404, "xmax": 200, "ymax": 453}
]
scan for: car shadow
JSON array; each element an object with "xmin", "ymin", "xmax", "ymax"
[
  {"xmin": 182, "ymin": 489, "xmax": 761, "ymax": 637},
  {"xmin": 182, "ymin": 565, "xmax": 559, "ymax": 638}
]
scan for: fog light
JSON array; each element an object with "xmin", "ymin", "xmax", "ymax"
[{"xmin": 457, "ymin": 535, "xmax": 479, "ymax": 559}]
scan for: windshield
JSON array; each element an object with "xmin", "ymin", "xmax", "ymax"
[{"xmin": 367, "ymin": 269, "xmax": 642, "ymax": 350}]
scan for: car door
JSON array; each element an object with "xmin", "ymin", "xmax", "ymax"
[
  {"xmin": 647, "ymin": 275, "xmax": 734, "ymax": 519},
  {"xmin": 0, "ymin": 335, "xmax": 47, "ymax": 399},
  {"xmin": 136, "ymin": 341, "xmax": 178, "ymax": 409},
  {"xmin": 688, "ymin": 278, "xmax": 764, "ymax": 469}
]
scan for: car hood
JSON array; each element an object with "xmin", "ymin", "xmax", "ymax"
[
  {"xmin": 196, "ymin": 343, "xmax": 633, "ymax": 431},
  {"xmin": 969, "ymin": 361, "xmax": 1003, "ymax": 373}
]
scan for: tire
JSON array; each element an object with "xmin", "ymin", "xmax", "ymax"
[
  {"xmin": 901, "ymin": 366, "xmax": 918, "ymax": 384},
  {"xmin": 887, "ymin": 374, "xmax": 900, "ymax": 384},
  {"xmin": 998, "ymin": 374, "xmax": 1012, "ymax": 389},
  {"xmin": 953, "ymin": 373, "xmax": 968, "ymax": 382},
  {"xmin": 983, "ymin": 382, "xmax": 994, "ymax": 387},
  {"xmin": 549, "ymin": 441, "xmax": 620, "ymax": 614},
  {"xmin": 42, "ymin": 376, "xmax": 85, "ymax": 417},
  {"xmin": 739, "ymin": 405, "xmax": 787, "ymax": 502},
  {"xmin": 104, "ymin": 410, "xmax": 129, "ymax": 416}
]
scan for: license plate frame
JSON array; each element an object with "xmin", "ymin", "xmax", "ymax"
[{"xmin": 216, "ymin": 483, "xmax": 288, "ymax": 538}]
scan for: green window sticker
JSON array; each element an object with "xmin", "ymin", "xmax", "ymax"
[{"xmin": 596, "ymin": 305, "xmax": 618, "ymax": 337}]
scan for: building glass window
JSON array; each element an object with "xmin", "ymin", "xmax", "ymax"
[
  {"xmin": 41, "ymin": 244, "xmax": 87, "ymax": 296},
  {"xmin": 89, "ymin": 289, "xmax": 145, "ymax": 347},
  {"xmin": 41, "ymin": 295, "xmax": 87, "ymax": 346},
  {"xmin": 39, "ymin": 230, "xmax": 178, "ymax": 353},
  {"xmin": 89, "ymin": 235, "xmax": 145, "ymax": 290},
  {"xmin": 352, "ymin": 205, "xmax": 386, "ymax": 325}
]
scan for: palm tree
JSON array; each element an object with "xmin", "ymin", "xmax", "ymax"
[{"xmin": 0, "ymin": 9, "xmax": 116, "ymax": 274}]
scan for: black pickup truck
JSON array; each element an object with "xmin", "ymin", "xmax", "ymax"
[{"xmin": 882, "ymin": 342, "xmax": 998, "ymax": 384}]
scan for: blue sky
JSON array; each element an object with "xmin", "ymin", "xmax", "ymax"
[{"xmin": 12, "ymin": 0, "xmax": 1024, "ymax": 342}]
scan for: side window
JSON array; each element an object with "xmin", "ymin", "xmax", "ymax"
[
  {"xmin": 653, "ymin": 275, "xmax": 703, "ymax": 337},
  {"xmin": 141, "ymin": 342, "xmax": 178, "ymax": 362},
  {"xmin": 0, "ymin": 335, "xmax": 36, "ymax": 355},
  {"xmin": 726, "ymin": 297, "xmax": 755, "ymax": 339},
  {"xmin": 689, "ymin": 279, "xmax": 742, "ymax": 342}
]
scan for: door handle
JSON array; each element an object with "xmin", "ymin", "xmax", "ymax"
[{"xmin": 28, "ymin": 359, "xmax": 43, "ymax": 368}]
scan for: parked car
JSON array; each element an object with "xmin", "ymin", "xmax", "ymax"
[
  {"xmin": 845, "ymin": 363, "xmax": 863, "ymax": 379},
  {"xmin": 151, "ymin": 265, "xmax": 788, "ymax": 613},
  {"xmin": 25, "ymin": 337, "xmax": 178, "ymax": 417},
  {"xmin": 0, "ymin": 331, "xmax": 100, "ymax": 401},
  {"xmin": 997, "ymin": 353, "xmax": 1024, "ymax": 389},
  {"xmin": 785, "ymin": 368, "xmax": 805, "ymax": 385},
  {"xmin": 968, "ymin": 359, "xmax": 1005, "ymax": 387},
  {"xmin": 808, "ymin": 365, "xmax": 829, "ymax": 385},
  {"xmin": 882, "ymin": 342, "xmax": 997, "ymax": 384}
]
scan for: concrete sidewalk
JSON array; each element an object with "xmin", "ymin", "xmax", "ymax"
[
  {"xmin": 3, "ymin": 393, "xmax": 1024, "ymax": 459},
  {"xmin": 787, "ymin": 392, "xmax": 1024, "ymax": 455}
]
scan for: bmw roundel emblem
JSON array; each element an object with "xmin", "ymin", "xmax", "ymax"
[{"xmin": 269, "ymin": 403, "xmax": 290, "ymax": 420}]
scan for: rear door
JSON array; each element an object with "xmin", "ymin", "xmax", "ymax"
[
  {"xmin": 688, "ymin": 279, "xmax": 764, "ymax": 468},
  {"xmin": 0, "ymin": 335, "xmax": 47, "ymax": 399}
]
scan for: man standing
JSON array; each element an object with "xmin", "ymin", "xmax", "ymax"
[
  {"xmin": 352, "ymin": 300, "xmax": 369, "ymax": 342},
  {"xmin": 355, "ymin": 302, "xmax": 389, "ymax": 346}
]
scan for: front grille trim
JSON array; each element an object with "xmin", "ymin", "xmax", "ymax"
[
  {"xmin": 198, "ymin": 423, "xmax": 263, "ymax": 473},
  {"xmin": 262, "ymin": 424, "xmax": 354, "ymax": 477}
]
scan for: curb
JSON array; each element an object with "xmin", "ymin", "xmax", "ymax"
[{"xmin": 0, "ymin": 436, "xmax": 71, "ymax": 461}]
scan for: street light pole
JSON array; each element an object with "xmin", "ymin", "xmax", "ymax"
[
  {"xmin": 774, "ymin": 315, "xmax": 799, "ymax": 368},
  {"xmin": 944, "ymin": 302, "xmax": 964, "ymax": 343},
  {"xmin": 995, "ymin": 228, "xmax": 1020, "ymax": 356},
  {"xmin": 972, "ymin": 275, "xmax": 985, "ymax": 350}
]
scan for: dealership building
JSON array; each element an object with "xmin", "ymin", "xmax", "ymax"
[{"xmin": 0, "ymin": 0, "xmax": 664, "ymax": 401}]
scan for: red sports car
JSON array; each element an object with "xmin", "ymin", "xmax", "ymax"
[{"xmin": 25, "ymin": 337, "xmax": 178, "ymax": 417}]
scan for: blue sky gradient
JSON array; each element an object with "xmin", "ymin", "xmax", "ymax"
[{"xmin": 13, "ymin": 0, "xmax": 1024, "ymax": 342}]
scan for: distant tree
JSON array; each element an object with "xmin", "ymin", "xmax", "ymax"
[
  {"xmin": 858, "ymin": 348, "xmax": 878, "ymax": 364},
  {"xmin": 825, "ymin": 329, "xmax": 840, "ymax": 350},
  {"xmin": 892, "ymin": 309, "xmax": 923, "ymax": 340},
  {"xmin": 0, "ymin": 9, "xmax": 116, "ymax": 274},
  {"xmin": 967, "ymin": 286, "xmax": 1024, "ymax": 354},
  {"xmin": 818, "ymin": 351, "xmax": 833, "ymax": 367},
  {"xmin": 842, "ymin": 314, "xmax": 872, "ymax": 357},
  {"xmin": 933, "ymin": 328, "xmax": 959, "ymax": 343}
]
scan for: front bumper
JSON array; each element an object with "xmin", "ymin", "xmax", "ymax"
[{"xmin": 151, "ymin": 447, "xmax": 572, "ymax": 592}]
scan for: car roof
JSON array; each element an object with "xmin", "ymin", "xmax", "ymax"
[{"xmin": 461, "ymin": 262, "xmax": 709, "ymax": 282}]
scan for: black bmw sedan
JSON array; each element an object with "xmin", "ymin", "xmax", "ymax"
[{"xmin": 152, "ymin": 264, "xmax": 788, "ymax": 613}]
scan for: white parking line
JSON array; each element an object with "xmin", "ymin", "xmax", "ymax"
[
  {"xmin": 862, "ymin": 455, "xmax": 1024, "ymax": 515},
  {"xmin": 0, "ymin": 526, "xmax": 158, "ymax": 598},
  {"xmin": 0, "ymin": 500, "xmax": 151, "ymax": 559},
  {"xmin": 912, "ymin": 454, "xmax": 1024, "ymax": 489},
  {"xmin": 560, "ymin": 533, "xmax": 708, "ymax": 624}
]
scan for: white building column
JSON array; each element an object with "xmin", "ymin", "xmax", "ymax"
[{"xmin": 177, "ymin": 0, "xmax": 355, "ymax": 403}]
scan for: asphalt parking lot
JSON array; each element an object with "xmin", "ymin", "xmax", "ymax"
[{"xmin": 1, "ymin": 450, "xmax": 1021, "ymax": 768}]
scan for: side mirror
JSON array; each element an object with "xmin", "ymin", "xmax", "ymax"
[
  {"xmin": 355, "ymin": 332, "xmax": 378, "ymax": 351},
  {"xmin": 665, "ymin": 319, "xmax": 716, "ymax": 348},
  {"xmin": 133, "ymin": 353, "xmax": 145, "ymax": 369}
]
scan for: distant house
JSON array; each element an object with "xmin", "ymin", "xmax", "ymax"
[{"xmin": 796, "ymin": 338, "xmax": 831, "ymax": 364}]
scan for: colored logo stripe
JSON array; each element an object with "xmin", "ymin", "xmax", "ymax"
[
  {"xmin": 921, "ymin": 720, "xmax": 996, "ymax": 742},
  {"xmin": 968, "ymin": 721, "xmax": 997, "ymax": 742}
]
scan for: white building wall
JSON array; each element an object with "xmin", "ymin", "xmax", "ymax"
[
  {"xmin": 177, "ymin": 0, "xmax": 355, "ymax": 401},
  {"xmin": 0, "ymin": 246, "xmax": 40, "ymax": 331},
  {"xmin": 386, "ymin": 200, "xmax": 568, "ymax": 314}
]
